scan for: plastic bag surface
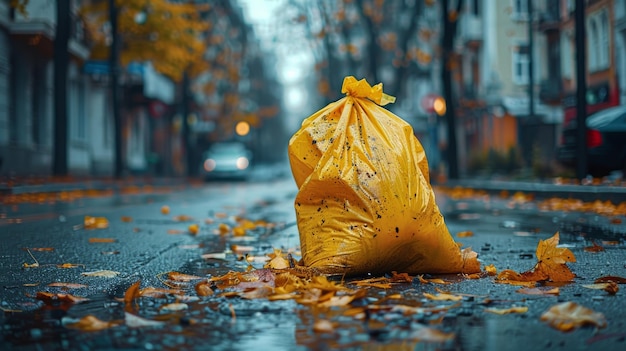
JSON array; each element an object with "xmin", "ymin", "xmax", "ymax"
[{"xmin": 288, "ymin": 76, "xmax": 479, "ymax": 276}]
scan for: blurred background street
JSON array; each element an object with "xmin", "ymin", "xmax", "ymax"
[{"xmin": 1, "ymin": 0, "xmax": 626, "ymax": 183}]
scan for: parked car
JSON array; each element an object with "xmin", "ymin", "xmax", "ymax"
[
  {"xmin": 556, "ymin": 106, "xmax": 626, "ymax": 176},
  {"xmin": 199, "ymin": 142, "xmax": 253, "ymax": 180}
]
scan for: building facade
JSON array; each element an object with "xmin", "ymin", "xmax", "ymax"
[
  {"xmin": 455, "ymin": 0, "xmax": 618, "ymax": 176},
  {"xmin": 0, "ymin": 0, "xmax": 176, "ymax": 178}
]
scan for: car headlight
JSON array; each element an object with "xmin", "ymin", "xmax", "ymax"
[
  {"xmin": 236, "ymin": 157, "xmax": 249, "ymax": 170},
  {"xmin": 204, "ymin": 159, "xmax": 216, "ymax": 172}
]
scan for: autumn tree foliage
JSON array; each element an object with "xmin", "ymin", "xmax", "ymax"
[
  {"xmin": 283, "ymin": 0, "xmax": 441, "ymax": 102},
  {"xmin": 81, "ymin": 0, "xmax": 209, "ymax": 82}
]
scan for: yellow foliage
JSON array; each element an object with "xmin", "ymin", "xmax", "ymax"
[{"xmin": 81, "ymin": 0, "xmax": 209, "ymax": 82}]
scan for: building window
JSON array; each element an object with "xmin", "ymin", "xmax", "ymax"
[
  {"xmin": 599, "ymin": 11, "xmax": 609, "ymax": 69},
  {"xmin": 512, "ymin": 0, "xmax": 527, "ymax": 20},
  {"xmin": 512, "ymin": 44, "xmax": 530, "ymax": 85},
  {"xmin": 561, "ymin": 34, "xmax": 572, "ymax": 78},
  {"xmin": 589, "ymin": 20, "xmax": 599, "ymax": 71},
  {"xmin": 588, "ymin": 10, "xmax": 610, "ymax": 72}
]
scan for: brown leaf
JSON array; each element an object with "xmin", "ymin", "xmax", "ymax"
[
  {"xmin": 36, "ymin": 292, "xmax": 90, "ymax": 304},
  {"xmin": 516, "ymin": 287, "xmax": 560, "ymax": 296},
  {"xmin": 63, "ymin": 315, "xmax": 120, "ymax": 331},
  {"xmin": 540, "ymin": 302, "xmax": 607, "ymax": 332},
  {"xmin": 88, "ymin": 238, "xmax": 117, "ymax": 243},
  {"xmin": 195, "ymin": 281, "xmax": 214, "ymax": 296},
  {"xmin": 423, "ymin": 292, "xmax": 463, "ymax": 301},
  {"xmin": 84, "ymin": 216, "xmax": 109, "ymax": 229},
  {"xmin": 313, "ymin": 319, "xmax": 335, "ymax": 333},
  {"xmin": 583, "ymin": 282, "xmax": 619, "ymax": 295},
  {"xmin": 168, "ymin": 272, "xmax": 203, "ymax": 282},
  {"xmin": 584, "ymin": 241, "xmax": 605, "ymax": 253},
  {"xmin": 484, "ymin": 306, "xmax": 528, "ymax": 315},
  {"xmin": 124, "ymin": 281, "xmax": 141, "ymax": 305},
  {"xmin": 594, "ymin": 275, "xmax": 626, "ymax": 284}
]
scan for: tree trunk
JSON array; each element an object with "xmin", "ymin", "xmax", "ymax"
[
  {"xmin": 109, "ymin": 0, "xmax": 123, "ymax": 178},
  {"xmin": 53, "ymin": 0, "xmax": 70, "ymax": 176},
  {"xmin": 440, "ymin": 0, "xmax": 463, "ymax": 180}
]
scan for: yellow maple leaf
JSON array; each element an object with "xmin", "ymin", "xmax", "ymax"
[
  {"xmin": 496, "ymin": 232, "xmax": 576, "ymax": 284},
  {"xmin": 531, "ymin": 232, "xmax": 576, "ymax": 282}
]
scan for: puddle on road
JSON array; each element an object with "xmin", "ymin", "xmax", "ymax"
[{"xmin": 559, "ymin": 220, "xmax": 626, "ymax": 243}]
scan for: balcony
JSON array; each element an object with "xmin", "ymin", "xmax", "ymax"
[
  {"xmin": 537, "ymin": 3, "xmax": 561, "ymax": 33},
  {"xmin": 459, "ymin": 14, "xmax": 483, "ymax": 45}
]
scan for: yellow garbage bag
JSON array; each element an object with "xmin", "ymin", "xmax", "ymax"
[{"xmin": 288, "ymin": 76, "xmax": 480, "ymax": 276}]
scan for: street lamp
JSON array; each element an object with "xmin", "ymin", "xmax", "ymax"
[{"xmin": 235, "ymin": 121, "xmax": 250, "ymax": 136}]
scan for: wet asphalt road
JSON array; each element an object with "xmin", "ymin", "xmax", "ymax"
[{"xmin": 1, "ymin": 175, "xmax": 625, "ymax": 351}]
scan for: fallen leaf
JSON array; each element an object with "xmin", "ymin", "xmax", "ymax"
[
  {"xmin": 423, "ymin": 292, "xmax": 463, "ymax": 301},
  {"xmin": 516, "ymin": 287, "xmax": 560, "ymax": 296},
  {"xmin": 195, "ymin": 281, "xmax": 214, "ymax": 296},
  {"xmin": 84, "ymin": 216, "xmax": 109, "ymax": 229},
  {"xmin": 89, "ymin": 238, "xmax": 117, "ymax": 243},
  {"xmin": 27, "ymin": 247, "xmax": 55, "ymax": 252},
  {"xmin": 36, "ymin": 292, "xmax": 89, "ymax": 304},
  {"xmin": 484, "ymin": 264, "xmax": 497, "ymax": 276},
  {"xmin": 201, "ymin": 252, "xmax": 227, "ymax": 260},
  {"xmin": 218, "ymin": 223, "xmax": 230, "ymax": 234},
  {"xmin": 584, "ymin": 241, "xmax": 605, "ymax": 253},
  {"xmin": 57, "ymin": 263, "xmax": 84, "ymax": 269},
  {"xmin": 160, "ymin": 303, "xmax": 188, "ymax": 311},
  {"xmin": 265, "ymin": 249, "xmax": 290, "ymax": 270},
  {"xmin": 231, "ymin": 245, "xmax": 255, "ymax": 254},
  {"xmin": 63, "ymin": 315, "xmax": 120, "ymax": 331},
  {"xmin": 456, "ymin": 231, "xmax": 474, "ymax": 237},
  {"xmin": 540, "ymin": 302, "xmax": 607, "ymax": 332},
  {"xmin": 125, "ymin": 312, "xmax": 165, "ymax": 328},
  {"xmin": 167, "ymin": 229, "xmax": 183, "ymax": 234},
  {"xmin": 496, "ymin": 232, "xmax": 576, "ymax": 284},
  {"xmin": 188, "ymin": 224, "xmax": 199, "ymax": 235},
  {"xmin": 313, "ymin": 319, "xmax": 335, "ymax": 333},
  {"xmin": 168, "ymin": 272, "xmax": 203, "ymax": 282},
  {"xmin": 417, "ymin": 275, "xmax": 450, "ymax": 285},
  {"xmin": 124, "ymin": 281, "xmax": 141, "ymax": 305},
  {"xmin": 81, "ymin": 270, "xmax": 120, "ymax": 278},
  {"xmin": 174, "ymin": 215, "xmax": 193, "ymax": 222},
  {"xmin": 121, "ymin": 216, "xmax": 133, "ymax": 222},
  {"xmin": 594, "ymin": 276, "xmax": 626, "ymax": 284},
  {"xmin": 484, "ymin": 306, "xmax": 528, "ymax": 315},
  {"xmin": 138, "ymin": 287, "xmax": 183, "ymax": 298},
  {"xmin": 583, "ymin": 282, "xmax": 619, "ymax": 295},
  {"xmin": 161, "ymin": 206, "xmax": 170, "ymax": 215}
]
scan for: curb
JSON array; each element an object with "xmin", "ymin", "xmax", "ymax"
[
  {"xmin": 443, "ymin": 179, "xmax": 626, "ymax": 203},
  {"xmin": 0, "ymin": 178, "xmax": 194, "ymax": 196}
]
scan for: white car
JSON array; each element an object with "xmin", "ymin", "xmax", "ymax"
[{"xmin": 200, "ymin": 142, "xmax": 253, "ymax": 180}]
